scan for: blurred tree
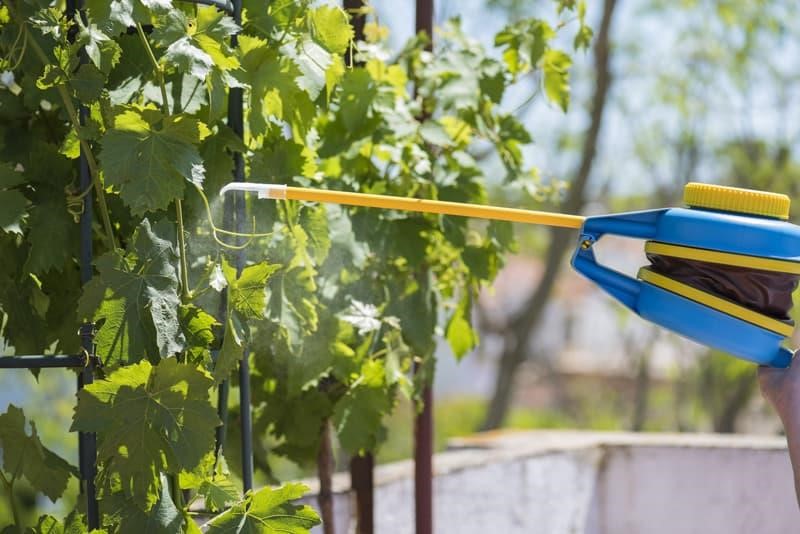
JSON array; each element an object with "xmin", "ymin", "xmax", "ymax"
[{"xmin": 482, "ymin": 0, "xmax": 619, "ymax": 430}]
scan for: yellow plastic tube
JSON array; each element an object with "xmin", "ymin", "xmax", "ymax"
[{"xmin": 219, "ymin": 183, "xmax": 585, "ymax": 229}]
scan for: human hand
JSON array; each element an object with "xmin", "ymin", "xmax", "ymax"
[{"xmin": 759, "ymin": 353, "xmax": 800, "ymax": 423}]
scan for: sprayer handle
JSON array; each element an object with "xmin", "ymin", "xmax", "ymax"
[{"xmin": 570, "ymin": 210, "xmax": 666, "ymax": 311}]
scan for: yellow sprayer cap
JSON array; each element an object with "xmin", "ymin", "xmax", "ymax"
[{"xmin": 684, "ymin": 182, "xmax": 790, "ymax": 220}]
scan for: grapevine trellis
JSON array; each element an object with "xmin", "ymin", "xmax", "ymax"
[
  {"xmin": 0, "ymin": 1, "xmax": 431, "ymax": 530},
  {"xmin": 0, "ymin": 0, "xmax": 254, "ymax": 529},
  {"xmin": 0, "ymin": 0, "xmax": 591, "ymax": 532}
]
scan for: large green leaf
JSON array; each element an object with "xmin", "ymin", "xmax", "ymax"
[
  {"xmin": 205, "ymin": 483, "xmax": 320, "ymax": 534},
  {"xmin": 99, "ymin": 106, "xmax": 210, "ymax": 214},
  {"xmin": 79, "ymin": 219, "xmax": 184, "ymax": 365},
  {"xmin": 71, "ymin": 359, "xmax": 220, "ymax": 511}
]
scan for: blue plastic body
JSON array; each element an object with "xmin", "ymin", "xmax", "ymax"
[{"xmin": 571, "ymin": 207, "xmax": 799, "ymax": 368}]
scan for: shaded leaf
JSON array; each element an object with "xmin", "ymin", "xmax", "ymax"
[
  {"xmin": 78, "ymin": 219, "xmax": 184, "ymax": 365},
  {"xmin": 0, "ymin": 405, "xmax": 76, "ymax": 502}
]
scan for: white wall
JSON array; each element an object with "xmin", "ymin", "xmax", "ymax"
[{"xmin": 303, "ymin": 430, "xmax": 799, "ymax": 534}]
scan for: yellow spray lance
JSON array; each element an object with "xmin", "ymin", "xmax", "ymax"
[
  {"xmin": 219, "ymin": 183, "xmax": 585, "ymax": 228},
  {"xmin": 219, "ymin": 181, "xmax": 800, "ymax": 368}
]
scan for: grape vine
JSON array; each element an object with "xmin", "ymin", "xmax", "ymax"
[{"xmin": 0, "ymin": 0, "xmax": 590, "ymax": 531}]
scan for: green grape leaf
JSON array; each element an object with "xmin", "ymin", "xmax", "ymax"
[
  {"xmin": 299, "ymin": 205, "xmax": 330, "ymax": 264},
  {"xmin": 285, "ymin": 40, "xmax": 331, "ymax": 100},
  {"xmin": 223, "ymin": 258, "xmax": 281, "ymax": 320},
  {"xmin": 0, "ymin": 189, "xmax": 27, "ymax": 234},
  {"xmin": 85, "ymin": 0, "xmax": 150, "ymax": 35},
  {"xmin": 205, "ymin": 483, "xmax": 320, "ymax": 534},
  {"xmin": 213, "ymin": 259, "xmax": 279, "ymax": 383},
  {"xmin": 100, "ymin": 106, "xmax": 210, "ymax": 214},
  {"xmin": 0, "ymin": 163, "xmax": 26, "ymax": 188},
  {"xmin": 180, "ymin": 304, "xmax": 217, "ymax": 364},
  {"xmin": 542, "ymin": 49, "xmax": 571, "ymax": 111},
  {"xmin": 178, "ymin": 452, "xmax": 241, "ymax": 513},
  {"xmin": 235, "ymin": 36, "xmax": 314, "ymax": 135},
  {"xmin": 251, "ymin": 138, "xmax": 316, "ymax": 183},
  {"xmin": 24, "ymin": 196, "xmax": 75, "ymax": 274},
  {"xmin": 153, "ymin": 7, "xmax": 239, "ymax": 80},
  {"xmin": 339, "ymin": 69, "xmax": 378, "ymax": 134},
  {"xmin": 179, "ymin": 453, "xmax": 242, "ymax": 514},
  {"xmin": 213, "ymin": 312, "xmax": 245, "ymax": 384},
  {"xmin": 445, "ymin": 292, "xmax": 478, "ymax": 360},
  {"xmin": 333, "ymin": 360, "xmax": 392, "ymax": 453},
  {"xmin": 79, "ymin": 219, "xmax": 184, "ymax": 365},
  {"xmin": 31, "ymin": 511, "xmax": 91, "ymax": 534},
  {"xmin": 77, "ymin": 19, "xmax": 122, "ymax": 75},
  {"xmin": 70, "ymin": 64, "xmax": 106, "ymax": 103},
  {"xmin": 308, "ymin": 6, "xmax": 353, "ymax": 55},
  {"xmin": 102, "ymin": 480, "xmax": 183, "ymax": 534},
  {"xmin": 71, "ymin": 359, "xmax": 220, "ymax": 511},
  {"xmin": 0, "ymin": 405, "xmax": 76, "ymax": 502},
  {"xmin": 199, "ymin": 125, "xmax": 247, "ymax": 194}
]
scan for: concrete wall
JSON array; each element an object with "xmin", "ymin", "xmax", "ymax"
[{"xmin": 302, "ymin": 430, "xmax": 799, "ymax": 534}]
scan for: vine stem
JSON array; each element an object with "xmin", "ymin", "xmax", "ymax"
[
  {"xmin": 135, "ymin": 23, "xmax": 170, "ymax": 115},
  {"xmin": 134, "ymin": 23, "xmax": 192, "ymax": 302},
  {"xmin": 0, "ymin": 471, "xmax": 21, "ymax": 533},
  {"xmin": 7, "ymin": 9, "xmax": 117, "ymax": 251},
  {"xmin": 175, "ymin": 199, "xmax": 192, "ymax": 300}
]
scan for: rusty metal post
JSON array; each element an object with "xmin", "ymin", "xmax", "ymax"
[
  {"xmin": 350, "ymin": 454, "xmax": 374, "ymax": 534},
  {"xmin": 413, "ymin": 2, "xmax": 435, "ymax": 532},
  {"xmin": 414, "ymin": 2, "xmax": 434, "ymax": 533}
]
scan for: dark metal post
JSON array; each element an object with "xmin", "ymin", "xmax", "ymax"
[
  {"xmin": 227, "ymin": 0, "xmax": 254, "ymax": 493},
  {"xmin": 414, "ymin": 380, "xmax": 433, "ymax": 534},
  {"xmin": 66, "ymin": 0, "xmax": 100, "ymax": 527},
  {"xmin": 414, "ymin": 2, "xmax": 434, "ymax": 534}
]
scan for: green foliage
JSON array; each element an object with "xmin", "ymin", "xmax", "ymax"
[
  {"xmin": 0, "ymin": 0, "xmax": 587, "ymax": 530},
  {"xmin": 72, "ymin": 359, "xmax": 219, "ymax": 510},
  {"xmin": 79, "ymin": 220, "xmax": 184, "ymax": 365},
  {"xmin": 205, "ymin": 483, "xmax": 320, "ymax": 533},
  {"xmin": 0, "ymin": 405, "xmax": 76, "ymax": 502}
]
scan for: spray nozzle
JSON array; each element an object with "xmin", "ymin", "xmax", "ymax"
[{"xmin": 219, "ymin": 182, "xmax": 287, "ymax": 199}]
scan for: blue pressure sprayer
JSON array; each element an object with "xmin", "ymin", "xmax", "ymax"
[{"xmin": 220, "ymin": 181, "xmax": 798, "ymax": 368}]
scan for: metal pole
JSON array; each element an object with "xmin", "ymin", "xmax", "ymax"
[
  {"xmin": 0, "ymin": 355, "xmax": 86, "ymax": 369},
  {"xmin": 65, "ymin": 0, "xmax": 101, "ymax": 527},
  {"xmin": 414, "ymin": 2, "xmax": 434, "ymax": 534},
  {"xmin": 227, "ymin": 0, "xmax": 254, "ymax": 493}
]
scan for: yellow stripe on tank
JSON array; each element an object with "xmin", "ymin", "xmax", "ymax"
[
  {"xmin": 645, "ymin": 241, "xmax": 800, "ymax": 275},
  {"xmin": 637, "ymin": 267, "xmax": 794, "ymax": 337}
]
